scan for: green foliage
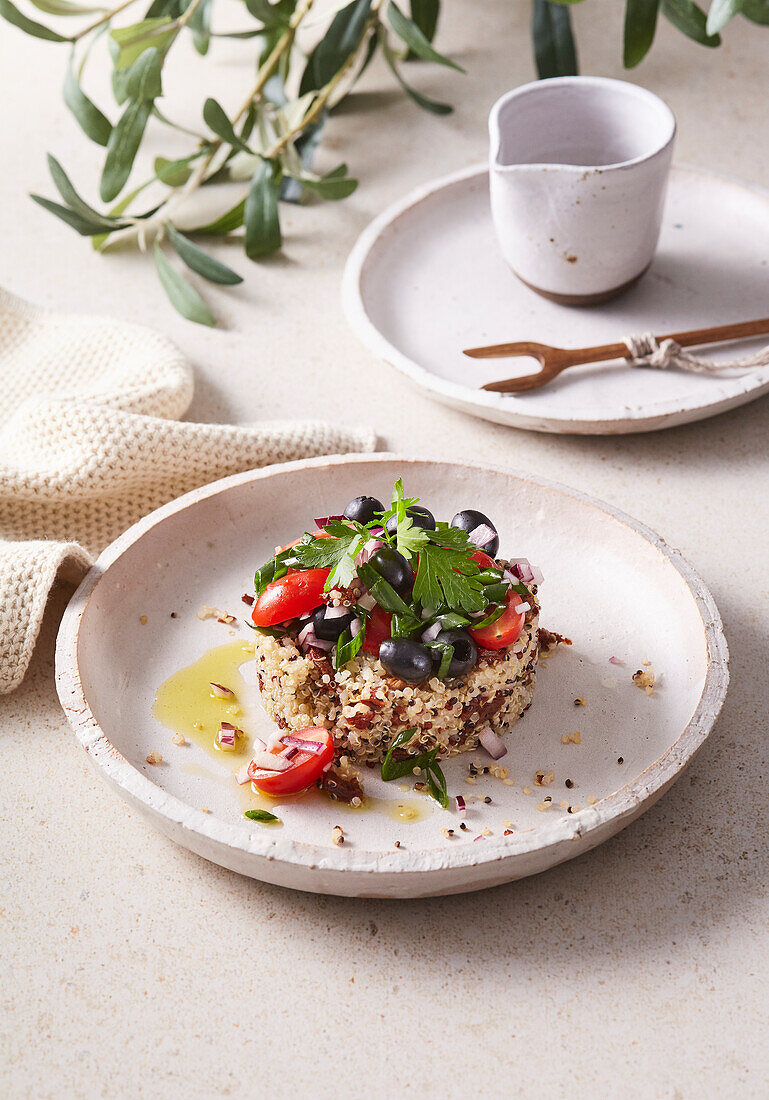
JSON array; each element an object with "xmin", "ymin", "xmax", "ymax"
[{"xmin": 1, "ymin": 0, "xmax": 758, "ymax": 324}]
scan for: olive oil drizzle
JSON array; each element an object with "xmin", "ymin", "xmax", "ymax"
[{"xmin": 152, "ymin": 641, "xmax": 432, "ymax": 824}]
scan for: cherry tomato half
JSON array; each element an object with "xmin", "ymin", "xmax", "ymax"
[
  {"xmin": 361, "ymin": 604, "xmax": 392, "ymax": 656},
  {"xmin": 252, "ymin": 568, "xmax": 330, "ymax": 627},
  {"xmin": 248, "ymin": 727, "xmax": 334, "ymax": 795},
  {"xmin": 470, "ymin": 549, "xmax": 498, "ymax": 571},
  {"xmin": 469, "ymin": 585, "xmax": 528, "ymax": 650}
]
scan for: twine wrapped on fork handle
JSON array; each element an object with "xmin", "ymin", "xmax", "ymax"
[{"xmin": 624, "ymin": 332, "xmax": 769, "ymax": 375}]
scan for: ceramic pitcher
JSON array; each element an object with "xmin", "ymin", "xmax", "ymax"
[{"xmin": 489, "ymin": 76, "xmax": 676, "ymax": 305}]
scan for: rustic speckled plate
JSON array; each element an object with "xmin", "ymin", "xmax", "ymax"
[
  {"xmin": 55, "ymin": 455, "xmax": 728, "ymax": 897},
  {"xmin": 343, "ymin": 165, "xmax": 769, "ymax": 434}
]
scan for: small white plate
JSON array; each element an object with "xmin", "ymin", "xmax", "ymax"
[
  {"xmin": 56, "ymin": 455, "xmax": 728, "ymax": 897},
  {"xmin": 343, "ymin": 165, "xmax": 769, "ymax": 434}
]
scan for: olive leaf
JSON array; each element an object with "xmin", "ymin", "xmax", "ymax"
[
  {"xmin": 532, "ymin": 0, "xmax": 578, "ymax": 78},
  {"xmin": 30, "ymin": 195, "xmax": 124, "ymax": 236},
  {"xmin": 661, "ymin": 0, "xmax": 721, "ymax": 43},
  {"xmin": 299, "ymin": 164, "xmax": 358, "ymax": 200},
  {"xmin": 30, "ymin": 0, "xmax": 102, "ymax": 13},
  {"xmin": 706, "ymin": 0, "xmax": 745, "ymax": 34},
  {"xmin": 0, "ymin": 0, "xmax": 68, "ymax": 39},
  {"xmin": 110, "ymin": 17, "xmax": 175, "ymax": 69},
  {"xmin": 154, "ymin": 155, "xmax": 193, "ymax": 186},
  {"xmin": 244, "ymin": 159, "xmax": 282, "ymax": 258},
  {"xmin": 386, "ymin": 1, "xmax": 464, "ymax": 71},
  {"xmin": 742, "ymin": 0, "xmax": 769, "ymax": 20},
  {"xmin": 47, "ymin": 154, "xmax": 125, "ymax": 228},
  {"xmin": 299, "ymin": 0, "xmax": 372, "ymax": 93},
  {"xmin": 64, "ymin": 56, "xmax": 113, "ymax": 146},
  {"xmin": 203, "ymin": 97, "xmax": 252, "ymax": 152},
  {"xmin": 100, "ymin": 99, "xmax": 153, "ymax": 201},
  {"xmin": 154, "ymin": 242, "xmax": 216, "ymax": 325},
  {"xmin": 407, "ymin": 0, "xmax": 439, "ymax": 50},
  {"xmin": 245, "ymin": 0, "xmax": 296, "ymax": 25},
  {"xmin": 166, "ymin": 223, "xmax": 244, "ymax": 284},
  {"xmin": 623, "ymin": 0, "xmax": 660, "ymax": 66},
  {"xmin": 193, "ymin": 198, "xmax": 247, "ymax": 236},
  {"xmin": 381, "ymin": 37, "xmax": 452, "ymax": 113}
]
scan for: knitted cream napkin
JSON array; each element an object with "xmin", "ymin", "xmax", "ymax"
[{"xmin": 0, "ymin": 287, "xmax": 375, "ymax": 693}]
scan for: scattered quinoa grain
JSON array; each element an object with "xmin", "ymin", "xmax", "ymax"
[
  {"xmin": 139, "ymin": 615, "xmax": 148, "ymax": 626},
  {"xmin": 522, "ymin": 786, "xmax": 532, "ymax": 796},
  {"xmin": 145, "ymin": 751, "xmax": 162, "ymax": 765},
  {"xmin": 617, "ymin": 756, "xmax": 624, "ymax": 765},
  {"xmin": 172, "ymin": 732, "xmax": 186, "ymax": 746},
  {"xmin": 535, "ymin": 769, "xmax": 554, "ymax": 786},
  {"xmin": 332, "ymin": 825, "xmax": 344, "ymax": 846},
  {"xmin": 573, "ymin": 696, "xmax": 586, "ymax": 706},
  {"xmin": 565, "ymin": 778, "xmax": 574, "ymax": 789},
  {"xmin": 587, "ymin": 795, "xmax": 597, "ymax": 805}
]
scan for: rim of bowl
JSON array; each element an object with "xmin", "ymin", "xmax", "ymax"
[
  {"xmin": 490, "ymin": 76, "xmax": 677, "ymax": 174},
  {"xmin": 55, "ymin": 454, "xmax": 730, "ymax": 882}
]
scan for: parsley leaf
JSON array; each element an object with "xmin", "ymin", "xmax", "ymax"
[
  {"xmin": 380, "ymin": 730, "xmax": 449, "ymax": 808},
  {"xmin": 244, "ymin": 808, "xmax": 281, "ymax": 823},
  {"xmin": 412, "ymin": 533, "xmax": 487, "ymax": 614},
  {"xmin": 334, "ymin": 622, "xmax": 365, "ymax": 668},
  {"xmin": 292, "ymin": 523, "xmax": 367, "ymax": 590}
]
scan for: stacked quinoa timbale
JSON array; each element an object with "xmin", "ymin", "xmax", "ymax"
[
  {"xmin": 248, "ymin": 483, "xmax": 544, "ymax": 776},
  {"xmin": 254, "ymin": 581, "xmax": 539, "ymax": 762}
]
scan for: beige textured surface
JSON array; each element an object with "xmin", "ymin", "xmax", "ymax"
[{"xmin": 1, "ymin": 2, "xmax": 767, "ymax": 1097}]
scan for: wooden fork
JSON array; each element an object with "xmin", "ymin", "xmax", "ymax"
[{"xmin": 463, "ymin": 318, "xmax": 769, "ymax": 394}]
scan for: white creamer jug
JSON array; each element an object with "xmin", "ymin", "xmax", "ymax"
[{"xmin": 489, "ymin": 76, "xmax": 676, "ymax": 305}]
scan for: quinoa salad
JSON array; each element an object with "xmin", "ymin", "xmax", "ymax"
[{"xmin": 239, "ymin": 480, "xmax": 550, "ymax": 808}]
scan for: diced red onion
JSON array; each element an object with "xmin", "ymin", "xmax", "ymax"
[
  {"xmin": 323, "ymin": 605, "xmax": 349, "ymax": 620},
  {"xmin": 209, "ymin": 682, "xmax": 234, "ymax": 698},
  {"xmin": 609, "ymin": 656, "xmax": 624, "ymax": 666},
  {"xmin": 468, "ymin": 523, "xmax": 497, "ymax": 548},
  {"xmin": 478, "ymin": 725, "xmax": 507, "ymax": 760},
  {"xmin": 313, "ymin": 514, "xmax": 344, "ymax": 528},
  {"xmin": 530, "ymin": 565, "xmax": 544, "ymax": 585},
  {"xmin": 217, "ymin": 725, "xmax": 237, "ymax": 747},
  {"xmin": 298, "ymin": 620, "xmax": 315, "ymax": 645},
  {"xmin": 350, "ymin": 616, "xmax": 362, "ymax": 638},
  {"xmin": 235, "ymin": 764, "xmax": 251, "ymax": 785},
  {"xmin": 357, "ymin": 592, "xmax": 376, "ymax": 612},
  {"xmin": 421, "ymin": 621, "xmax": 442, "ymax": 643},
  {"xmin": 297, "ymin": 622, "xmax": 333, "ymax": 651},
  {"xmin": 369, "ymin": 526, "xmax": 385, "ymax": 536},
  {"xmin": 355, "ymin": 537, "xmax": 385, "ymax": 567},
  {"xmin": 455, "ymin": 794, "xmax": 466, "ymax": 815},
  {"xmin": 282, "ymin": 735, "xmax": 325, "ymax": 755},
  {"xmin": 473, "ymin": 834, "xmax": 486, "ymax": 842},
  {"xmin": 249, "ymin": 748, "xmax": 291, "ymax": 772},
  {"xmin": 513, "ymin": 601, "xmax": 531, "ymax": 614},
  {"xmin": 284, "ymin": 746, "xmax": 299, "ymax": 761}
]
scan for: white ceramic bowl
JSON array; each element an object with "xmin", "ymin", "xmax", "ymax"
[{"xmin": 55, "ymin": 455, "xmax": 729, "ymax": 898}]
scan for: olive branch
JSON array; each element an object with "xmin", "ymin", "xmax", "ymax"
[{"xmin": 2, "ymin": 0, "xmax": 767, "ymax": 325}]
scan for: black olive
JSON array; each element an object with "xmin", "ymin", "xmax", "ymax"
[
  {"xmin": 343, "ymin": 495, "xmax": 384, "ymax": 524},
  {"xmin": 311, "ymin": 605, "xmax": 355, "ymax": 641},
  {"xmin": 450, "ymin": 509, "xmax": 499, "ymax": 557},
  {"xmin": 385, "ymin": 505, "xmax": 436, "ymax": 537},
  {"xmin": 379, "ymin": 638, "xmax": 433, "ymax": 684},
  {"xmin": 368, "ymin": 547, "xmax": 413, "ymax": 596},
  {"xmin": 435, "ymin": 628, "xmax": 478, "ymax": 678}
]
